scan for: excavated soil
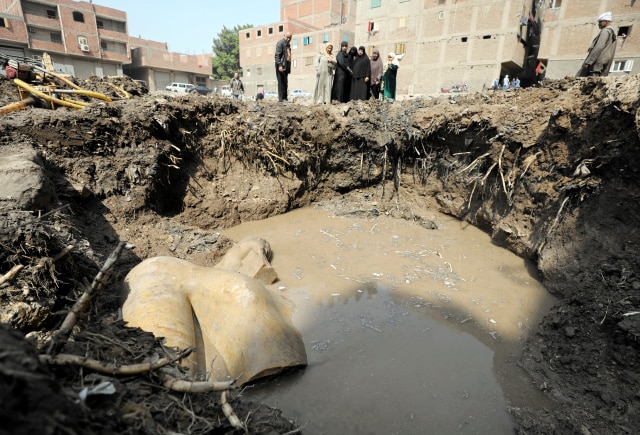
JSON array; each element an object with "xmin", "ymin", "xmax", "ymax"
[{"xmin": 0, "ymin": 73, "xmax": 639, "ymax": 434}]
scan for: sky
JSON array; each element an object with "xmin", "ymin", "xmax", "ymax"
[{"xmin": 95, "ymin": 0, "xmax": 281, "ymax": 54}]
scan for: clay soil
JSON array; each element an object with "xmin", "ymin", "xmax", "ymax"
[{"xmin": 0, "ymin": 73, "xmax": 639, "ymax": 434}]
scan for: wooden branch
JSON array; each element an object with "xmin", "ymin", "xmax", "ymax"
[
  {"xmin": 458, "ymin": 152, "xmax": 490, "ymax": 173},
  {"xmin": 537, "ymin": 196, "xmax": 570, "ymax": 254},
  {"xmin": 159, "ymin": 372, "xmax": 236, "ymax": 393},
  {"xmin": 497, "ymin": 144, "xmax": 511, "ymax": 205},
  {"xmin": 481, "ymin": 162, "xmax": 497, "ymax": 186},
  {"xmin": 49, "ymin": 242, "xmax": 126, "ymax": 351},
  {"xmin": 220, "ymin": 390, "xmax": 245, "ymax": 430},
  {"xmin": 35, "ymin": 245, "xmax": 74, "ymax": 271},
  {"xmin": 0, "ymin": 265, "xmax": 24, "ymax": 286},
  {"xmin": 39, "ymin": 347, "xmax": 193, "ymax": 376}
]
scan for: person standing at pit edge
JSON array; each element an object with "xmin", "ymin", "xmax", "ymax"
[
  {"xmin": 331, "ymin": 41, "xmax": 352, "ymax": 103},
  {"xmin": 382, "ymin": 52, "xmax": 399, "ymax": 101},
  {"xmin": 579, "ymin": 12, "xmax": 617, "ymax": 77},
  {"xmin": 230, "ymin": 72, "xmax": 244, "ymax": 100},
  {"xmin": 369, "ymin": 50, "xmax": 383, "ymax": 100},
  {"xmin": 275, "ymin": 32, "xmax": 292, "ymax": 102}
]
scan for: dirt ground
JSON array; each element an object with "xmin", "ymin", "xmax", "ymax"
[{"xmin": 0, "ymin": 72, "xmax": 639, "ymax": 434}]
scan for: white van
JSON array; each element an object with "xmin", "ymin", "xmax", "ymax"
[
  {"xmin": 165, "ymin": 83, "xmax": 195, "ymax": 93},
  {"xmin": 221, "ymin": 85, "xmax": 232, "ymax": 97}
]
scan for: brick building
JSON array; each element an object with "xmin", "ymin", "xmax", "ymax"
[
  {"xmin": 0, "ymin": 0, "xmax": 213, "ymax": 91},
  {"xmin": 535, "ymin": 0, "xmax": 639, "ymax": 79},
  {"xmin": 240, "ymin": 0, "xmax": 639, "ymax": 98},
  {"xmin": 239, "ymin": 0, "xmax": 357, "ymax": 97}
]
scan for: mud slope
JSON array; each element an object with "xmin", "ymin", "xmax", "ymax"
[{"xmin": 1, "ymin": 74, "xmax": 639, "ymax": 434}]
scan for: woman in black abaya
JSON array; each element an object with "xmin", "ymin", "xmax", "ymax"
[{"xmin": 349, "ymin": 46, "xmax": 370, "ymax": 101}]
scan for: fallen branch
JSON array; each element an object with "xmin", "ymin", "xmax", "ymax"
[
  {"xmin": 48, "ymin": 241, "xmax": 126, "ymax": 351},
  {"xmin": 519, "ymin": 151, "xmax": 542, "ymax": 181},
  {"xmin": 481, "ymin": 162, "xmax": 497, "ymax": 186},
  {"xmin": 458, "ymin": 152, "xmax": 490, "ymax": 174},
  {"xmin": 39, "ymin": 347, "xmax": 194, "ymax": 376},
  {"xmin": 497, "ymin": 144, "xmax": 512, "ymax": 205},
  {"xmin": 160, "ymin": 371, "xmax": 236, "ymax": 393},
  {"xmin": 467, "ymin": 180, "xmax": 477, "ymax": 209},
  {"xmin": 35, "ymin": 245, "xmax": 74, "ymax": 271},
  {"xmin": 220, "ymin": 390, "xmax": 245, "ymax": 431},
  {"xmin": 537, "ymin": 196, "xmax": 570, "ymax": 254},
  {"xmin": 0, "ymin": 264, "xmax": 24, "ymax": 286}
]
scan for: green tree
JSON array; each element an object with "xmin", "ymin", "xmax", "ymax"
[{"xmin": 211, "ymin": 24, "xmax": 252, "ymax": 80}]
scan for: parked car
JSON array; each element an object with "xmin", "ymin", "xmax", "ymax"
[
  {"xmin": 165, "ymin": 82, "xmax": 195, "ymax": 93},
  {"xmin": 190, "ymin": 85, "xmax": 212, "ymax": 95},
  {"xmin": 289, "ymin": 89, "xmax": 311, "ymax": 98},
  {"xmin": 263, "ymin": 91, "xmax": 278, "ymax": 101},
  {"xmin": 220, "ymin": 85, "xmax": 232, "ymax": 97}
]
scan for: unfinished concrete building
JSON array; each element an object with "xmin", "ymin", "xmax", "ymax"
[
  {"xmin": 239, "ymin": 0, "xmax": 357, "ymax": 97},
  {"xmin": 535, "ymin": 0, "xmax": 639, "ymax": 79}
]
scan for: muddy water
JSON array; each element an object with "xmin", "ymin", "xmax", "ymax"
[{"xmin": 222, "ymin": 206, "xmax": 556, "ymax": 434}]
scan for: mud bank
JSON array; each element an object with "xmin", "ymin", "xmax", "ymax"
[{"xmin": 1, "ymin": 74, "xmax": 639, "ymax": 434}]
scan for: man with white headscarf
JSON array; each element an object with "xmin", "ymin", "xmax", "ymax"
[{"xmin": 579, "ymin": 12, "xmax": 617, "ymax": 77}]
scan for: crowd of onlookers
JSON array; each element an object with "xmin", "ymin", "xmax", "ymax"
[{"xmin": 273, "ymin": 32, "xmax": 401, "ymax": 104}]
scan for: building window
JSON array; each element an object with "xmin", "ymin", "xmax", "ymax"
[
  {"xmin": 196, "ymin": 77, "xmax": 206, "ymax": 86},
  {"xmin": 394, "ymin": 42, "xmax": 406, "ymax": 54},
  {"xmin": 292, "ymin": 39, "xmax": 298, "ymax": 48},
  {"xmin": 278, "ymin": 24, "xmax": 284, "ymax": 32},
  {"xmin": 483, "ymin": 35, "xmax": 491, "ymax": 39},
  {"xmin": 100, "ymin": 40, "xmax": 107, "ymax": 50},
  {"xmin": 268, "ymin": 27, "xmax": 274, "ymax": 35},
  {"xmin": 72, "ymin": 11, "xmax": 84, "ymax": 22},
  {"xmin": 245, "ymin": 32, "xmax": 250, "ymax": 39},
  {"xmin": 618, "ymin": 26, "xmax": 631, "ymax": 39},
  {"xmin": 344, "ymin": 34, "xmax": 350, "ymax": 43},
  {"xmin": 371, "ymin": 0, "xmax": 381, "ymax": 8},
  {"xmin": 305, "ymin": 56, "xmax": 314, "ymax": 66},
  {"xmin": 46, "ymin": 9, "xmax": 56, "ymax": 19},
  {"xmin": 461, "ymin": 36, "xmax": 468, "ymax": 42},
  {"xmin": 303, "ymin": 36, "xmax": 312, "ymax": 45},
  {"xmin": 257, "ymin": 29, "xmax": 262, "ymax": 37},
  {"xmin": 257, "ymin": 67, "xmax": 262, "ymax": 75},
  {"xmin": 50, "ymin": 32, "xmax": 62, "ymax": 44},
  {"xmin": 292, "ymin": 59, "xmax": 297, "ymax": 68},
  {"xmin": 397, "ymin": 17, "xmax": 407, "ymax": 28},
  {"xmin": 550, "ymin": 0, "xmax": 562, "ymax": 8},
  {"xmin": 322, "ymin": 33, "xmax": 329, "ymax": 43},
  {"xmin": 0, "ymin": 18, "xmax": 8, "ymax": 28},
  {"xmin": 96, "ymin": 20, "xmax": 104, "ymax": 29},
  {"xmin": 610, "ymin": 60, "xmax": 634, "ymax": 73},
  {"xmin": 438, "ymin": 11, "xmax": 445, "ymax": 19}
]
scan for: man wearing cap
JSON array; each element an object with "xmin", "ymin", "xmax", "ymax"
[{"xmin": 580, "ymin": 12, "xmax": 617, "ymax": 77}]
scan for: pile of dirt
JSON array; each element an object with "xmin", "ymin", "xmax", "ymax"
[{"xmin": 1, "ymin": 72, "xmax": 639, "ymax": 434}]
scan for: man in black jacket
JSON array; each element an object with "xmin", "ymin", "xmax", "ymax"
[
  {"xmin": 331, "ymin": 41, "xmax": 352, "ymax": 103},
  {"xmin": 275, "ymin": 32, "xmax": 292, "ymax": 102}
]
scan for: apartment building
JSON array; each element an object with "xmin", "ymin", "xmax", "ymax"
[
  {"xmin": 535, "ymin": 0, "xmax": 639, "ymax": 79},
  {"xmin": 125, "ymin": 37, "xmax": 213, "ymax": 91},
  {"xmin": 0, "ymin": 0, "xmax": 129, "ymax": 77},
  {"xmin": 0, "ymin": 0, "xmax": 214, "ymax": 91},
  {"xmin": 239, "ymin": 0, "xmax": 357, "ymax": 97},
  {"xmin": 239, "ymin": 0, "xmax": 638, "ymax": 98},
  {"xmin": 356, "ymin": 0, "xmax": 540, "ymax": 96}
]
